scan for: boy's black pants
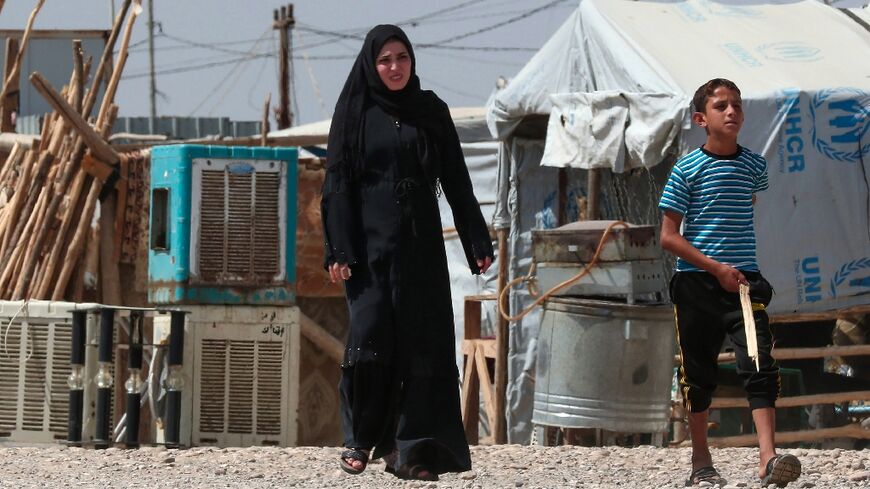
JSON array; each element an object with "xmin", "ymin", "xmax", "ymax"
[{"xmin": 670, "ymin": 271, "xmax": 780, "ymax": 413}]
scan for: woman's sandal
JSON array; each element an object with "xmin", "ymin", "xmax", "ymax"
[
  {"xmin": 684, "ymin": 466, "xmax": 725, "ymax": 487},
  {"xmin": 339, "ymin": 448, "xmax": 369, "ymax": 475},
  {"xmin": 761, "ymin": 454, "xmax": 801, "ymax": 487}
]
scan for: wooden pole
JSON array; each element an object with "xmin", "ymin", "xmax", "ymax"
[
  {"xmin": 587, "ymin": 168, "xmax": 601, "ymax": 220},
  {"xmin": 96, "ymin": 1, "xmax": 141, "ymax": 128},
  {"xmin": 715, "ymin": 344, "xmax": 870, "ymax": 364},
  {"xmin": 99, "ymin": 192, "xmax": 122, "ymax": 305},
  {"xmin": 273, "ymin": 5, "xmax": 294, "ymax": 129},
  {"xmin": 0, "ymin": 0, "xmax": 44, "ymax": 115},
  {"xmin": 1, "ymin": 38, "xmax": 20, "ymax": 132},
  {"xmin": 493, "ymin": 228, "xmax": 509, "ymax": 444},
  {"xmin": 0, "ymin": 150, "xmax": 34, "ymax": 260},
  {"xmin": 72, "ymin": 40, "xmax": 84, "ymax": 114},
  {"xmin": 701, "ymin": 423, "xmax": 870, "ymax": 448},
  {"xmin": 260, "ymin": 92, "xmax": 271, "ymax": 146},
  {"xmin": 29, "ymin": 72, "xmax": 119, "ymax": 166},
  {"xmin": 52, "ymin": 105, "xmax": 118, "ymax": 300},
  {"xmin": 82, "ymin": 0, "xmax": 133, "ymax": 121}
]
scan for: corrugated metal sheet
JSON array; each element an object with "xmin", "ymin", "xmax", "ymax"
[{"xmin": 16, "ymin": 115, "xmax": 261, "ymax": 139}]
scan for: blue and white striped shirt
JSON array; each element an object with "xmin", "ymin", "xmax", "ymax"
[{"xmin": 658, "ymin": 146, "xmax": 769, "ymax": 272}]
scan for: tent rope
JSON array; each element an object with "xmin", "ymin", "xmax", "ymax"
[{"xmin": 498, "ymin": 220, "xmax": 629, "ymax": 322}]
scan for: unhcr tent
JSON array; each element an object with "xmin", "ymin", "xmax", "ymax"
[{"xmin": 487, "ymin": 0, "xmax": 870, "ymax": 442}]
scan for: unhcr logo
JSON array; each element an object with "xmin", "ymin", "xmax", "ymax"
[
  {"xmin": 757, "ymin": 42, "xmax": 822, "ymax": 63},
  {"xmin": 809, "ymin": 88, "xmax": 870, "ymax": 163}
]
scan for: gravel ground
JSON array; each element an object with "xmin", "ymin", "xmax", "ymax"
[{"xmin": 0, "ymin": 444, "xmax": 868, "ymax": 488}]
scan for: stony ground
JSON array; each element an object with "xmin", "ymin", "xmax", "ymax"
[{"xmin": 0, "ymin": 444, "xmax": 868, "ymax": 488}]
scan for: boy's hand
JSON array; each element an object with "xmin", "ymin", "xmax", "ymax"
[{"xmin": 713, "ymin": 264, "xmax": 748, "ymax": 293}]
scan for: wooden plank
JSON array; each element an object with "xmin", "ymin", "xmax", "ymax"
[
  {"xmin": 461, "ymin": 342, "xmax": 480, "ymax": 445},
  {"xmin": 770, "ymin": 305, "xmax": 870, "ymax": 324},
  {"xmin": 464, "ymin": 297, "xmax": 482, "ymax": 340},
  {"xmin": 475, "ymin": 345, "xmax": 497, "ymax": 432},
  {"xmin": 299, "ymin": 311, "xmax": 344, "ymax": 364},
  {"xmin": 676, "ymin": 344, "xmax": 870, "ymax": 365},
  {"xmin": 711, "ymin": 390, "xmax": 870, "ymax": 409}
]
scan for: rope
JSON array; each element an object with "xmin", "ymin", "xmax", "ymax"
[{"xmin": 498, "ymin": 220, "xmax": 629, "ymax": 322}]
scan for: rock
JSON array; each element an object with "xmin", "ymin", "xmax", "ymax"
[
  {"xmin": 459, "ymin": 471, "xmax": 477, "ymax": 480},
  {"xmin": 799, "ymin": 482, "xmax": 815, "ymax": 488},
  {"xmin": 214, "ymin": 468, "xmax": 226, "ymax": 475},
  {"xmin": 249, "ymin": 473, "xmax": 264, "ymax": 479},
  {"xmin": 849, "ymin": 471, "xmax": 870, "ymax": 482},
  {"xmin": 161, "ymin": 457, "xmax": 175, "ymax": 464},
  {"xmin": 515, "ymin": 481, "xmax": 524, "ymax": 487},
  {"xmin": 699, "ymin": 481, "xmax": 713, "ymax": 487}
]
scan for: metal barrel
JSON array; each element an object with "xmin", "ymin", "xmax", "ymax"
[{"xmin": 532, "ymin": 297, "xmax": 675, "ymax": 434}]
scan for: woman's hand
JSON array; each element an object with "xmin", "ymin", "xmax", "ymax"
[
  {"xmin": 329, "ymin": 262, "xmax": 352, "ymax": 283},
  {"xmin": 476, "ymin": 256, "xmax": 492, "ymax": 274}
]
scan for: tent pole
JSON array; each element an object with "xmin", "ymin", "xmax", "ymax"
[{"xmin": 494, "ymin": 228, "xmax": 509, "ymax": 444}]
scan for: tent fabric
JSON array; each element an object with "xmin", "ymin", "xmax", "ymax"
[{"xmin": 486, "ymin": 0, "xmax": 870, "ymax": 443}]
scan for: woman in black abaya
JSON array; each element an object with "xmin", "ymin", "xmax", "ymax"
[{"xmin": 321, "ymin": 24, "xmax": 493, "ymax": 481}]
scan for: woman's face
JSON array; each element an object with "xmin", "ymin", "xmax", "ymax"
[{"xmin": 375, "ymin": 39, "xmax": 411, "ymax": 91}]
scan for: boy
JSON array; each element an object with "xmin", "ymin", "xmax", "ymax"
[{"xmin": 659, "ymin": 78, "xmax": 801, "ymax": 487}]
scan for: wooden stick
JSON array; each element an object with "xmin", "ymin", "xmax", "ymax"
[
  {"xmin": 261, "ymin": 92, "xmax": 271, "ymax": 146},
  {"xmin": 0, "ymin": 149, "xmax": 34, "ymax": 259},
  {"xmin": 1, "ymin": 37, "xmax": 19, "ymax": 132},
  {"xmin": 0, "ymin": 141, "xmax": 20, "ymax": 188},
  {"xmin": 738, "ymin": 283, "xmax": 759, "ymax": 371},
  {"xmin": 1, "ymin": 150, "xmax": 54, "ymax": 265},
  {"xmin": 0, "ymin": 134, "xmax": 36, "ymax": 154},
  {"xmin": 710, "ymin": 390, "xmax": 870, "ymax": 409},
  {"xmin": 29, "ymin": 72, "xmax": 119, "ymax": 165},
  {"xmin": 72, "ymin": 40, "xmax": 84, "ymax": 114},
  {"xmin": 0, "ymin": 0, "xmax": 44, "ymax": 115},
  {"xmin": 34, "ymin": 169, "xmax": 87, "ymax": 298},
  {"xmin": 82, "ymin": 0, "xmax": 133, "ymax": 121},
  {"xmin": 96, "ymin": 1, "xmax": 141, "ymax": 128},
  {"xmin": 52, "ymin": 105, "xmax": 118, "ymax": 300},
  {"xmin": 700, "ymin": 423, "xmax": 870, "ymax": 448}
]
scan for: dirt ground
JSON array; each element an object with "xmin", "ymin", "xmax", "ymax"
[{"xmin": 0, "ymin": 444, "xmax": 868, "ymax": 488}]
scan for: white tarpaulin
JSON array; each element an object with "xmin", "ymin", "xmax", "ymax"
[
  {"xmin": 487, "ymin": 0, "xmax": 870, "ymax": 443},
  {"xmin": 491, "ymin": 0, "xmax": 870, "ymax": 315}
]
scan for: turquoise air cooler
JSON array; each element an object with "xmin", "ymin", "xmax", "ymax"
[{"xmin": 148, "ymin": 145, "xmax": 298, "ymax": 305}]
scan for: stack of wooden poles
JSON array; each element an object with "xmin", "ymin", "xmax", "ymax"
[{"xmin": 0, "ymin": 0, "xmax": 142, "ymax": 303}]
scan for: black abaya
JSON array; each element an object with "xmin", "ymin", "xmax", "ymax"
[{"xmin": 325, "ymin": 101, "xmax": 491, "ymax": 474}]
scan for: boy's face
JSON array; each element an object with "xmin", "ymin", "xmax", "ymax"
[{"xmin": 694, "ymin": 86, "xmax": 744, "ymax": 138}]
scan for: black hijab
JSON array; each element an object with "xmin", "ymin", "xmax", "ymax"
[{"xmin": 326, "ymin": 24, "xmax": 451, "ymax": 189}]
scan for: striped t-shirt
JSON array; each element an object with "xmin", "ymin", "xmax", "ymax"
[{"xmin": 658, "ymin": 145, "xmax": 769, "ymax": 272}]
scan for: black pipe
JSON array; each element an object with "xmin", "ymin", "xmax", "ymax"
[
  {"xmin": 95, "ymin": 388, "xmax": 111, "ymax": 448},
  {"xmin": 165, "ymin": 390, "xmax": 181, "ymax": 448},
  {"xmin": 67, "ymin": 390, "xmax": 83, "ymax": 444},
  {"xmin": 168, "ymin": 311, "xmax": 184, "ymax": 366},
  {"xmin": 125, "ymin": 312, "xmax": 143, "ymax": 449},
  {"xmin": 67, "ymin": 310, "xmax": 87, "ymax": 446},
  {"xmin": 98, "ymin": 308, "xmax": 114, "ymax": 363},
  {"xmin": 71, "ymin": 311, "xmax": 86, "ymax": 365},
  {"xmin": 164, "ymin": 310, "xmax": 186, "ymax": 448},
  {"xmin": 125, "ymin": 392, "xmax": 141, "ymax": 448},
  {"xmin": 95, "ymin": 308, "xmax": 114, "ymax": 449}
]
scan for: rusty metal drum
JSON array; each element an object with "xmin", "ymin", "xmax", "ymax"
[{"xmin": 533, "ymin": 297, "xmax": 675, "ymax": 434}]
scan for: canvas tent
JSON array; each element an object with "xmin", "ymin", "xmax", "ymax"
[{"xmin": 487, "ymin": 0, "xmax": 870, "ymax": 442}]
